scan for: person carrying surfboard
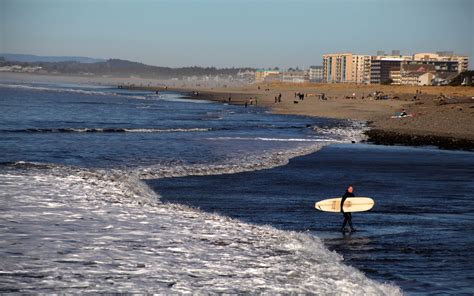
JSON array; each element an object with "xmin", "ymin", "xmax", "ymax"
[{"xmin": 341, "ymin": 185, "xmax": 356, "ymax": 232}]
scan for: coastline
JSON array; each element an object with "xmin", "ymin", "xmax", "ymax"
[
  {"xmin": 166, "ymin": 83, "xmax": 474, "ymax": 150},
  {"xmin": 2, "ymin": 72, "xmax": 473, "ymax": 150}
]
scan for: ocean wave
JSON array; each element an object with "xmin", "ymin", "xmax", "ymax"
[
  {"xmin": 0, "ymin": 166, "xmax": 401, "ymax": 294},
  {"xmin": 0, "ymin": 127, "xmax": 211, "ymax": 134},
  {"xmin": 207, "ymin": 136, "xmax": 340, "ymax": 142},
  {"xmin": 136, "ymin": 141, "xmax": 331, "ymax": 180},
  {"xmin": 0, "ymin": 83, "xmax": 147, "ymax": 100}
]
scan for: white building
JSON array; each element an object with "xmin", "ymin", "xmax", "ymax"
[{"xmin": 309, "ymin": 66, "xmax": 324, "ymax": 82}]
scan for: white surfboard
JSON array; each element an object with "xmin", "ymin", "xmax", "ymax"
[{"xmin": 315, "ymin": 197, "xmax": 374, "ymax": 213}]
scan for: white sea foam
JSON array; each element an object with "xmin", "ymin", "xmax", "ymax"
[
  {"xmin": 313, "ymin": 121, "xmax": 369, "ymax": 142},
  {"xmin": 123, "ymin": 128, "xmax": 210, "ymax": 133},
  {"xmin": 0, "ymin": 167, "xmax": 401, "ymax": 294},
  {"xmin": 156, "ymin": 94, "xmax": 213, "ymax": 104},
  {"xmin": 207, "ymin": 136, "xmax": 342, "ymax": 142}
]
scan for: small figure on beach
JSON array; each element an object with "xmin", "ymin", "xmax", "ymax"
[
  {"xmin": 245, "ymin": 100, "xmax": 248, "ymax": 108},
  {"xmin": 341, "ymin": 185, "xmax": 356, "ymax": 232},
  {"xmin": 278, "ymin": 93, "xmax": 282, "ymax": 103},
  {"xmin": 399, "ymin": 109, "xmax": 408, "ymax": 117},
  {"xmin": 228, "ymin": 96, "xmax": 231, "ymax": 102}
]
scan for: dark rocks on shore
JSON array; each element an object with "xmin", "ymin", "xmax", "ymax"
[{"xmin": 365, "ymin": 129, "xmax": 474, "ymax": 151}]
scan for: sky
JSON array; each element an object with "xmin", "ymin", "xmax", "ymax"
[{"xmin": 1, "ymin": 0, "xmax": 473, "ymax": 69}]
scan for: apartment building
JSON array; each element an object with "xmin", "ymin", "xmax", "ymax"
[
  {"xmin": 323, "ymin": 53, "xmax": 352, "ymax": 83},
  {"xmin": 351, "ymin": 55, "xmax": 371, "ymax": 84},
  {"xmin": 323, "ymin": 53, "xmax": 370, "ymax": 83}
]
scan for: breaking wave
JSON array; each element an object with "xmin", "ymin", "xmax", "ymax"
[{"xmin": 0, "ymin": 163, "xmax": 401, "ymax": 294}]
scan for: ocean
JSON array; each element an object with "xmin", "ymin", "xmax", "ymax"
[{"xmin": 0, "ymin": 81, "xmax": 472, "ymax": 294}]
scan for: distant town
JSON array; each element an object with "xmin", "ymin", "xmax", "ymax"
[{"xmin": 1, "ymin": 51, "xmax": 472, "ymax": 86}]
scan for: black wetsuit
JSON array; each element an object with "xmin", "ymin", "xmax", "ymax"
[{"xmin": 341, "ymin": 191, "xmax": 355, "ymax": 230}]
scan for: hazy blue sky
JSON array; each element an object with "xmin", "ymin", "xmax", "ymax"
[{"xmin": 1, "ymin": 0, "xmax": 473, "ymax": 68}]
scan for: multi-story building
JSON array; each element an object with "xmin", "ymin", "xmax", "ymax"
[
  {"xmin": 405, "ymin": 60, "xmax": 459, "ymax": 72},
  {"xmin": 351, "ymin": 55, "xmax": 371, "ymax": 84},
  {"xmin": 323, "ymin": 53, "xmax": 352, "ymax": 83},
  {"xmin": 413, "ymin": 52, "xmax": 469, "ymax": 73},
  {"xmin": 309, "ymin": 66, "xmax": 324, "ymax": 82},
  {"xmin": 323, "ymin": 53, "xmax": 370, "ymax": 83},
  {"xmin": 255, "ymin": 69, "xmax": 280, "ymax": 83},
  {"xmin": 370, "ymin": 59, "xmax": 404, "ymax": 84}
]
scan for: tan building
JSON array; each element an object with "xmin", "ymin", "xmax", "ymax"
[
  {"xmin": 413, "ymin": 52, "xmax": 469, "ymax": 73},
  {"xmin": 255, "ymin": 70, "xmax": 280, "ymax": 83},
  {"xmin": 323, "ymin": 53, "xmax": 353, "ymax": 83},
  {"xmin": 351, "ymin": 55, "xmax": 371, "ymax": 84},
  {"xmin": 323, "ymin": 53, "xmax": 370, "ymax": 83}
]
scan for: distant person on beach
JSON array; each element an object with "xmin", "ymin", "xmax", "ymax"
[
  {"xmin": 400, "ymin": 109, "xmax": 408, "ymax": 117},
  {"xmin": 341, "ymin": 185, "xmax": 356, "ymax": 232}
]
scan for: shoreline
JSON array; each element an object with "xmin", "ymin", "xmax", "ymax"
[
  {"xmin": 2, "ymin": 72, "xmax": 473, "ymax": 150},
  {"xmin": 162, "ymin": 85, "xmax": 474, "ymax": 151}
]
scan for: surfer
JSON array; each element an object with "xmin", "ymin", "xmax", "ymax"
[{"xmin": 341, "ymin": 185, "xmax": 356, "ymax": 232}]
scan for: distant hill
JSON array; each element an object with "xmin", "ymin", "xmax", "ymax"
[
  {"xmin": 0, "ymin": 53, "xmax": 106, "ymax": 63},
  {"xmin": 0, "ymin": 57, "xmax": 256, "ymax": 79}
]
